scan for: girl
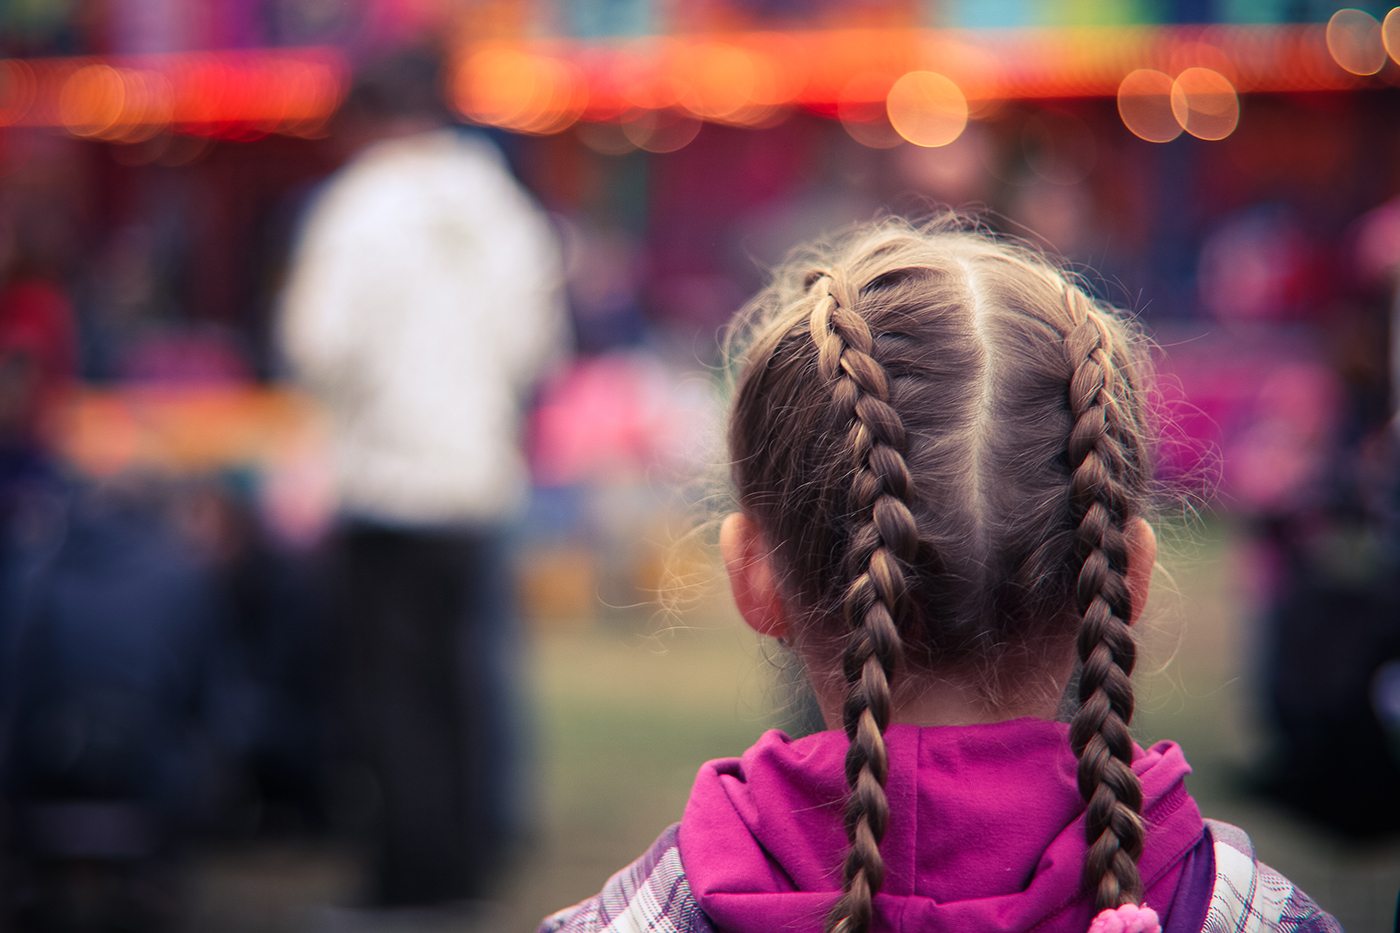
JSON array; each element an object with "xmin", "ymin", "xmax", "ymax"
[{"xmin": 539, "ymin": 219, "xmax": 1341, "ymax": 933}]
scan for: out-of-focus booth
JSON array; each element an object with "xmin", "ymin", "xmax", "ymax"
[{"xmin": 8, "ymin": 0, "xmax": 1397, "ymax": 620}]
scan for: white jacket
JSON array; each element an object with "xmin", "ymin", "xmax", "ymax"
[{"xmin": 280, "ymin": 129, "xmax": 567, "ymax": 526}]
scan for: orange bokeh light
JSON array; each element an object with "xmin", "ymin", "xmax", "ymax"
[
  {"xmin": 1171, "ymin": 67, "xmax": 1239, "ymax": 140},
  {"xmin": 617, "ymin": 39, "xmax": 687, "ymax": 111},
  {"xmin": 677, "ymin": 42, "xmax": 756, "ymax": 121},
  {"xmin": 453, "ymin": 45, "xmax": 585, "ymax": 135},
  {"xmin": 1327, "ymin": 8, "xmax": 1386, "ymax": 76},
  {"xmin": 1117, "ymin": 68, "xmax": 1181, "ymax": 143},
  {"xmin": 886, "ymin": 71, "xmax": 967, "ymax": 148},
  {"xmin": 516, "ymin": 56, "xmax": 587, "ymax": 134},
  {"xmin": 1382, "ymin": 8, "xmax": 1400, "ymax": 65},
  {"xmin": 109, "ymin": 70, "xmax": 174, "ymax": 142},
  {"xmin": 455, "ymin": 47, "xmax": 540, "ymax": 126},
  {"xmin": 743, "ymin": 32, "xmax": 806, "ymax": 106},
  {"xmin": 2, "ymin": 24, "xmax": 1394, "ymax": 145},
  {"xmin": 59, "ymin": 64, "xmax": 125, "ymax": 137},
  {"xmin": 279, "ymin": 58, "xmax": 342, "ymax": 136},
  {"xmin": 680, "ymin": 39, "xmax": 789, "ymax": 127},
  {"xmin": 3, "ymin": 50, "xmax": 345, "ymax": 139},
  {"xmin": 441, "ymin": 26, "xmax": 1338, "ymax": 140}
]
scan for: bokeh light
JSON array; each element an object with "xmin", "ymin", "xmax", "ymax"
[
  {"xmin": 617, "ymin": 39, "xmax": 687, "ymax": 111},
  {"xmin": 742, "ymin": 32, "xmax": 806, "ymax": 109},
  {"xmin": 676, "ymin": 42, "xmax": 756, "ymax": 122},
  {"xmin": 0, "ymin": 60, "xmax": 35, "ymax": 126},
  {"xmin": 1382, "ymin": 7, "xmax": 1400, "ymax": 65},
  {"xmin": 59, "ymin": 64, "xmax": 126, "ymax": 138},
  {"xmin": 5, "ymin": 51, "xmax": 344, "ymax": 138},
  {"xmin": 1171, "ymin": 67, "xmax": 1239, "ymax": 140},
  {"xmin": 171, "ymin": 58, "xmax": 228, "ymax": 130},
  {"xmin": 1168, "ymin": 40, "xmax": 1237, "ymax": 85},
  {"xmin": 621, "ymin": 109, "xmax": 700, "ymax": 153},
  {"xmin": 111, "ymin": 71, "xmax": 174, "ymax": 143},
  {"xmin": 273, "ymin": 57, "xmax": 342, "ymax": 136},
  {"xmin": 716, "ymin": 42, "xmax": 788, "ymax": 128},
  {"xmin": 575, "ymin": 119, "xmax": 636, "ymax": 155},
  {"xmin": 452, "ymin": 45, "xmax": 585, "ymax": 135},
  {"xmin": 885, "ymin": 71, "xmax": 967, "ymax": 148},
  {"xmin": 1327, "ymin": 8, "xmax": 1387, "ymax": 75},
  {"xmin": 1117, "ymin": 69, "xmax": 1182, "ymax": 143},
  {"xmin": 1327, "ymin": 8, "xmax": 1383, "ymax": 74},
  {"xmin": 9, "ymin": 26, "xmax": 1398, "ymax": 145},
  {"xmin": 837, "ymin": 72, "xmax": 902, "ymax": 149}
]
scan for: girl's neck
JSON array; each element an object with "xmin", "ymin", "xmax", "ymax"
[{"xmin": 808, "ymin": 650, "xmax": 1077, "ymax": 732}]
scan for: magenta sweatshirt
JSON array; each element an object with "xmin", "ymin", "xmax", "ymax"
[{"xmin": 678, "ymin": 719, "xmax": 1206, "ymax": 933}]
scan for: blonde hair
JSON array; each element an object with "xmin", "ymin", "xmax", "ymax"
[{"xmin": 724, "ymin": 217, "xmax": 1155, "ymax": 931}]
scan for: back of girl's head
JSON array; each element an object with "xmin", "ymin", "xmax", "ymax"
[{"xmin": 724, "ymin": 216, "xmax": 1156, "ymax": 931}]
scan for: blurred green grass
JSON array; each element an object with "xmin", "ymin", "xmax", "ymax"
[{"xmin": 500, "ymin": 617, "xmax": 781, "ymax": 932}]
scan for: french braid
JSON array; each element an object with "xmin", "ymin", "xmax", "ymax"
[
  {"xmin": 807, "ymin": 271, "xmax": 919, "ymax": 933},
  {"xmin": 1062, "ymin": 286, "xmax": 1147, "ymax": 910},
  {"xmin": 724, "ymin": 218, "xmax": 1158, "ymax": 931}
]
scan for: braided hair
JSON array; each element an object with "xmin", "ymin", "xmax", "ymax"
[
  {"xmin": 725, "ymin": 218, "xmax": 1155, "ymax": 931},
  {"xmin": 1063, "ymin": 287, "xmax": 1150, "ymax": 909}
]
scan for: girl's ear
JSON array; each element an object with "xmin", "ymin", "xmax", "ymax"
[
  {"xmin": 720, "ymin": 512, "xmax": 790, "ymax": 640},
  {"xmin": 1125, "ymin": 517, "xmax": 1157, "ymax": 626}
]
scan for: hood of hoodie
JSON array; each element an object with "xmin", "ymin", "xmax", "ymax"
[{"xmin": 679, "ymin": 719, "xmax": 1203, "ymax": 933}]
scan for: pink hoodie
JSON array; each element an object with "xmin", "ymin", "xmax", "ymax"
[{"xmin": 678, "ymin": 719, "xmax": 1206, "ymax": 933}]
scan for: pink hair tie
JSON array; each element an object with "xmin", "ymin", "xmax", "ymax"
[{"xmin": 1087, "ymin": 904, "xmax": 1161, "ymax": 933}]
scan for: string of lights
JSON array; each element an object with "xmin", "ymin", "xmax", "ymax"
[
  {"xmin": 0, "ymin": 9, "xmax": 1397, "ymax": 148},
  {"xmin": 0, "ymin": 48, "xmax": 347, "ymax": 141}
]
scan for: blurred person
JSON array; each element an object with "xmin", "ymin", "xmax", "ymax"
[
  {"xmin": 0, "ymin": 227, "xmax": 234, "ymax": 932},
  {"xmin": 0, "ymin": 246, "xmax": 77, "ymax": 649},
  {"xmin": 2, "ymin": 472, "xmax": 325, "ymax": 931},
  {"xmin": 0, "ymin": 476, "xmax": 222, "ymax": 933},
  {"xmin": 278, "ymin": 50, "xmax": 568, "ymax": 914},
  {"xmin": 0, "ymin": 260, "xmax": 75, "ymax": 454},
  {"xmin": 172, "ymin": 473, "xmax": 331, "ymax": 839},
  {"xmin": 539, "ymin": 218, "xmax": 1339, "ymax": 933},
  {"xmin": 1229, "ymin": 202, "xmax": 1400, "ymax": 839}
]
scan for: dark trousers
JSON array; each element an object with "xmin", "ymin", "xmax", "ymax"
[{"xmin": 337, "ymin": 523, "xmax": 523, "ymax": 906}]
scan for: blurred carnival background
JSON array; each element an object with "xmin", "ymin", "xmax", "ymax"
[{"xmin": 0, "ymin": 0, "xmax": 1397, "ymax": 930}]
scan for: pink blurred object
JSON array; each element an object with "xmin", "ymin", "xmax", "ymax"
[
  {"xmin": 529, "ymin": 352, "xmax": 715, "ymax": 487},
  {"xmin": 1152, "ymin": 332, "xmax": 1340, "ymax": 511},
  {"xmin": 1225, "ymin": 363, "xmax": 1340, "ymax": 512},
  {"xmin": 1354, "ymin": 197, "xmax": 1400, "ymax": 283},
  {"xmin": 1087, "ymin": 904, "xmax": 1161, "ymax": 933}
]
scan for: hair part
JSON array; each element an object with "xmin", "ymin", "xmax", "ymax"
[{"xmin": 724, "ymin": 216, "xmax": 1156, "ymax": 928}]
